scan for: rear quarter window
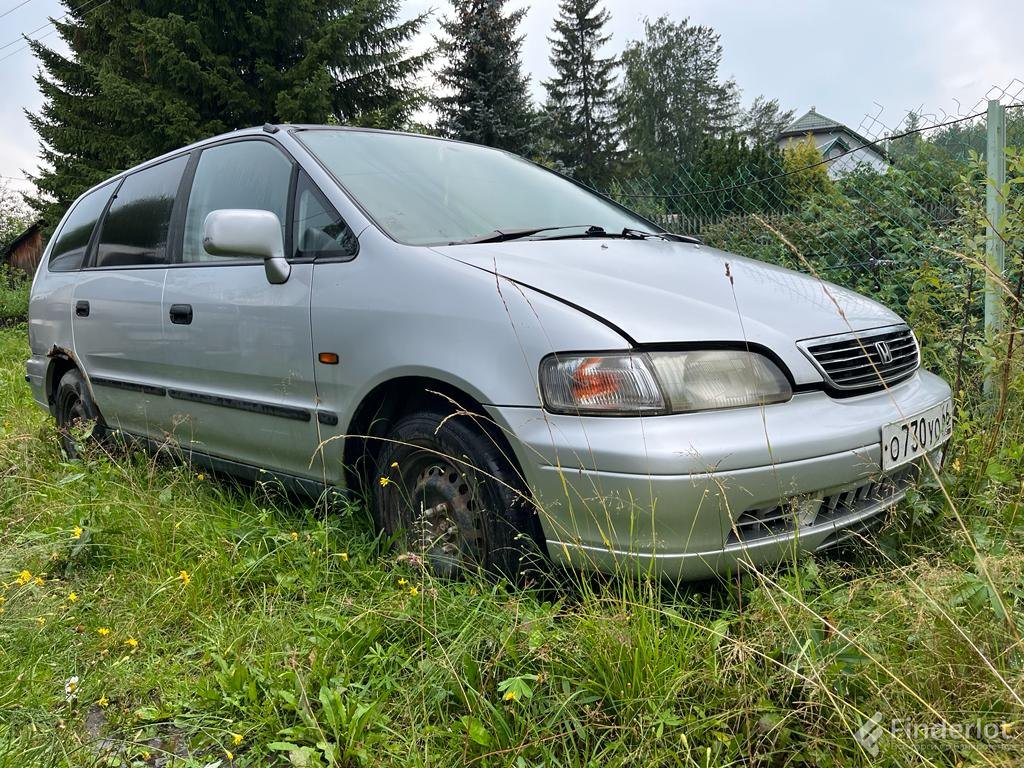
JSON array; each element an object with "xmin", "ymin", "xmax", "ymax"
[
  {"xmin": 94, "ymin": 154, "xmax": 188, "ymax": 268},
  {"xmin": 47, "ymin": 182, "xmax": 117, "ymax": 272}
]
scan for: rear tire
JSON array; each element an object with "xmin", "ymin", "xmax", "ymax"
[
  {"xmin": 54, "ymin": 369, "xmax": 105, "ymax": 459},
  {"xmin": 373, "ymin": 405, "xmax": 546, "ymax": 582}
]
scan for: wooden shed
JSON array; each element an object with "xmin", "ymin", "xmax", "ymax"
[{"xmin": 2, "ymin": 222, "xmax": 43, "ymax": 276}]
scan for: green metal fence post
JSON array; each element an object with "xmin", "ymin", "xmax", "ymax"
[{"xmin": 984, "ymin": 98, "xmax": 1007, "ymax": 398}]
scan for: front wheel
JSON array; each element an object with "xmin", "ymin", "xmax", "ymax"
[
  {"xmin": 54, "ymin": 369, "xmax": 106, "ymax": 459},
  {"xmin": 373, "ymin": 406, "xmax": 545, "ymax": 581}
]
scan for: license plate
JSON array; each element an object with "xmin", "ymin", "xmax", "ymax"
[{"xmin": 881, "ymin": 399, "xmax": 953, "ymax": 471}]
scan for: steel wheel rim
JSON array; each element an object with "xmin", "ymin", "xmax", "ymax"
[{"xmin": 390, "ymin": 450, "xmax": 486, "ymax": 576}]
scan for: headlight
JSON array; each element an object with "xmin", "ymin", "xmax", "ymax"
[{"xmin": 539, "ymin": 350, "xmax": 792, "ymax": 415}]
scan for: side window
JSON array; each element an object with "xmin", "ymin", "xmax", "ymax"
[
  {"xmin": 47, "ymin": 182, "xmax": 116, "ymax": 272},
  {"xmin": 94, "ymin": 154, "xmax": 188, "ymax": 268},
  {"xmin": 183, "ymin": 141, "xmax": 292, "ymax": 262},
  {"xmin": 294, "ymin": 174, "xmax": 357, "ymax": 260}
]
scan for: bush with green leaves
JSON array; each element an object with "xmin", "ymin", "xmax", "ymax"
[{"xmin": 0, "ymin": 265, "xmax": 30, "ymax": 323}]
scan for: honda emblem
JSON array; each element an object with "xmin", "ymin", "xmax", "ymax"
[{"xmin": 874, "ymin": 340, "xmax": 894, "ymax": 364}]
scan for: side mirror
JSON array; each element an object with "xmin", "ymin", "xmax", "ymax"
[{"xmin": 202, "ymin": 209, "xmax": 290, "ymax": 284}]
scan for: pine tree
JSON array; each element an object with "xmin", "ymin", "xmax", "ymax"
[
  {"xmin": 27, "ymin": 0, "xmax": 430, "ymax": 231},
  {"xmin": 617, "ymin": 16, "xmax": 739, "ymax": 175},
  {"xmin": 542, "ymin": 0, "xmax": 618, "ymax": 184},
  {"xmin": 435, "ymin": 0, "xmax": 534, "ymax": 154}
]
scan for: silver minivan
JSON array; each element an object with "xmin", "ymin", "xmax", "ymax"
[{"xmin": 26, "ymin": 125, "xmax": 953, "ymax": 580}]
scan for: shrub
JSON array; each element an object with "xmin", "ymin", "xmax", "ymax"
[{"xmin": 0, "ymin": 265, "xmax": 30, "ymax": 323}]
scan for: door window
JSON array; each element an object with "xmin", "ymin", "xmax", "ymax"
[
  {"xmin": 183, "ymin": 141, "xmax": 292, "ymax": 262},
  {"xmin": 94, "ymin": 154, "xmax": 188, "ymax": 268},
  {"xmin": 294, "ymin": 174, "xmax": 357, "ymax": 260},
  {"xmin": 48, "ymin": 181, "xmax": 117, "ymax": 272}
]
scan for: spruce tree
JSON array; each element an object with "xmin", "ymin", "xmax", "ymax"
[
  {"xmin": 542, "ymin": 0, "xmax": 618, "ymax": 184},
  {"xmin": 27, "ymin": 0, "xmax": 430, "ymax": 231},
  {"xmin": 435, "ymin": 0, "xmax": 534, "ymax": 154}
]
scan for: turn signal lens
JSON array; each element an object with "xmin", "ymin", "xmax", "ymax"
[{"xmin": 539, "ymin": 353, "xmax": 664, "ymax": 414}]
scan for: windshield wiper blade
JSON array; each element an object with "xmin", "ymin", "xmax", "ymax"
[
  {"xmin": 450, "ymin": 224, "xmax": 703, "ymax": 246},
  {"xmin": 450, "ymin": 224, "xmax": 597, "ymax": 245},
  {"xmin": 618, "ymin": 225, "xmax": 700, "ymax": 243}
]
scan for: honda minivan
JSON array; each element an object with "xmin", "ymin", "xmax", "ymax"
[{"xmin": 26, "ymin": 125, "xmax": 953, "ymax": 580}]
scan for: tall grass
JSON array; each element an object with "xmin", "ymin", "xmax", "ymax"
[{"xmin": 2, "ymin": 279, "xmax": 1024, "ymax": 768}]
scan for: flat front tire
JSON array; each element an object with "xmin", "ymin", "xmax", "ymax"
[{"xmin": 373, "ymin": 406, "xmax": 545, "ymax": 581}]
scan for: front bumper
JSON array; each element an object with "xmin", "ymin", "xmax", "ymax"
[{"xmin": 488, "ymin": 369, "xmax": 952, "ymax": 580}]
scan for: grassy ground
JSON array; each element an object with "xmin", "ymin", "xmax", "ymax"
[{"xmin": 1, "ymin": 322, "xmax": 1024, "ymax": 767}]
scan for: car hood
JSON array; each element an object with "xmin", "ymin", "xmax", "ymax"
[{"xmin": 431, "ymin": 238, "xmax": 905, "ymax": 385}]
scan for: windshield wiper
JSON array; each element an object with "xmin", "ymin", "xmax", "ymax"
[
  {"xmin": 449, "ymin": 224, "xmax": 703, "ymax": 245},
  {"xmin": 622, "ymin": 227, "xmax": 700, "ymax": 243},
  {"xmin": 450, "ymin": 224, "xmax": 597, "ymax": 245},
  {"xmin": 537, "ymin": 226, "xmax": 702, "ymax": 243}
]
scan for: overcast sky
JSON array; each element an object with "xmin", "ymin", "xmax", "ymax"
[{"xmin": 2, "ymin": 0, "xmax": 1023, "ymax": 194}]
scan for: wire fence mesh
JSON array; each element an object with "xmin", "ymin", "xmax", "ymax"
[{"xmin": 588, "ymin": 81, "xmax": 1024, "ymax": 376}]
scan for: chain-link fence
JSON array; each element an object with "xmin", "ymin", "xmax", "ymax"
[{"xmin": 589, "ymin": 82, "xmax": 1024, "ymax": 388}]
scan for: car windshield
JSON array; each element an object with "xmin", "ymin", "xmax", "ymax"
[{"xmin": 295, "ymin": 129, "xmax": 655, "ymax": 246}]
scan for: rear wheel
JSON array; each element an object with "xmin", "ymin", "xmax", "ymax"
[
  {"xmin": 373, "ymin": 406, "xmax": 545, "ymax": 581},
  {"xmin": 54, "ymin": 369, "xmax": 105, "ymax": 459}
]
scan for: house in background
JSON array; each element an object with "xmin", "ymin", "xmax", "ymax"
[
  {"xmin": 777, "ymin": 107, "xmax": 889, "ymax": 177},
  {"xmin": 2, "ymin": 222, "xmax": 43, "ymax": 277}
]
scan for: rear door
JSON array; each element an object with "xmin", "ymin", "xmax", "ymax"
[
  {"xmin": 72, "ymin": 154, "xmax": 189, "ymax": 438},
  {"xmin": 161, "ymin": 138, "xmax": 321, "ymax": 477}
]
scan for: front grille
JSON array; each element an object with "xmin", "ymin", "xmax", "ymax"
[
  {"xmin": 727, "ymin": 462, "xmax": 920, "ymax": 545},
  {"xmin": 799, "ymin": 325, "xmax": 919, "ymax": 393}
]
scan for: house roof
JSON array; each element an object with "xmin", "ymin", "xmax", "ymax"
[
  {"xmin": 779, "ymin": 107, "xmax": 846, "ymax": 136},
  {"xmin": 777, "ymin": 107, "xmax": 889, "ymax": 161},
  {"xmin": 2, "ymin": 221, "xmax": 41, "ymax": 258}
]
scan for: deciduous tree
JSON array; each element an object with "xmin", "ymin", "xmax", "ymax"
[{"xmin": 617, "ymin": 16, "xmax": 739, "ymax": 175}]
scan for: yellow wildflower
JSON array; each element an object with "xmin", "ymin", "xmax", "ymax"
[
  {"xmin": 397, "ymin": 578, "xmax": 408, "ymax": 587},
  {"xmin": 15, "ymin": 570, "xmax": 31, "ymax": 586},
  {"xmin": 125, "ymin": 637, "xmax": 139, "ymax": 650},
  {"xmin": 196, "ymin": 473, "xmax": 205, "ymax": 481},
  {"xmin": 34, "ymin": 576, "xmax": 45, "ymax": 587},
  {"xmin": 225, "ymin": 749, "xmax": 234, "ymax": 761},
  {"xmin": 97, "ymin": 627, "xmax": 110, "ymax": 637},
  {"xmin": 390, "ymin": 461, "xmax": 399, "ymax": 468},
  {"xmin": 141, "ymin": 752, "xmax": 150, "ymax": 761},
  {"xmin": 68, "ymin": 591, "xmax": 78, "ymax": 603},
  {"xmin": 290, "ymin": 531, "xmax": 299, "ymax": 541},
  {"xmin": 379, "ymin": 476, "xmax": 392, "ymax": 487},
  {"xmin": 503, "ymin": 690, "xmax": 517, "ymax": 702},
  {"xmin": 340, "ymin": 552, "xmax": 349, "ymax": 562},
  {"xmin": 36, "ymin": 616, "xmax": 46, "ymax": 626},
  {"xmin": 97, "ymin": 695, "xmax": 109, "ymax": 708},
  {"xmin": 178, "ymin": 570, "xmax": 191, "ymax": 586},
  {"xmin": 408, "ymin": 586, "xmax": 418, "ymax": 597},
  {"xmin": 231, "ymin": 733, "xmax": 243, "ymax": 746},
  {"xmin": 72, "ymin": 526, "xmax": 83, "ymax": 540}
]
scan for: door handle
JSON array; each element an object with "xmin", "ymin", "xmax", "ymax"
[
  {"xmin": 169, "ymin": 304, "xmax": 193, "ymax": 325},
  {"xmin": 75, "ymin": 300, "xmax": 90, "ymax": 318}
]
